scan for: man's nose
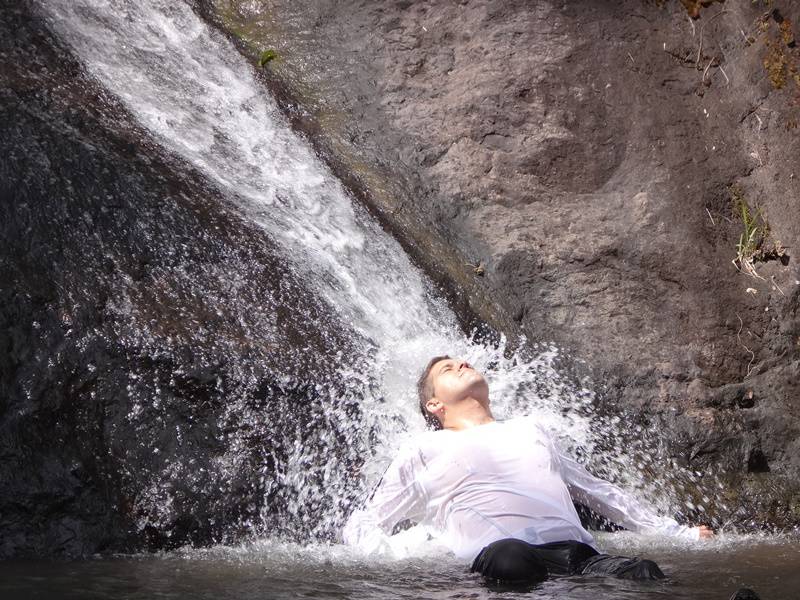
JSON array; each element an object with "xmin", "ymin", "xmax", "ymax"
[{"xmin": 459, "ymin": 361, "xmax": 471, "ymax": 370}]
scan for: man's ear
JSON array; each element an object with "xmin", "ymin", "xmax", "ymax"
[{"xmin": 425, "ymin": 397, "xmax": 443, "ymax": 416}]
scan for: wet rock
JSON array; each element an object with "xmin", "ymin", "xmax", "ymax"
[
  {"xmin": 747, "ymin": 448, "xmax": 770, "ymax": 473},
  {"xmin": 730, "ymin": 588, "xmax": 761, "ymax": 600},
  {"xmin": 0, "ymin": 3, "xmax": 365, "ymax": 558}
]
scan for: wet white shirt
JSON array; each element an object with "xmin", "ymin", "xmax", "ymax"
[{"xmin": 343, "ymin": 417, "xmax": 700, "ymax": 560}]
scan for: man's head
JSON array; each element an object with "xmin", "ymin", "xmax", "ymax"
[{"xmin": 417, "ymin": 355, "xmax": 490, "ymax": 429}]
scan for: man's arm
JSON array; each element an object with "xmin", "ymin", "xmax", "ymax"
[
  {"xmin": 550, "ymin": 435, "xmax": 709, "ymax": 540},
  {"xmin": 342, "ymin": 447, "xmax": 427, "ymax": 554}
]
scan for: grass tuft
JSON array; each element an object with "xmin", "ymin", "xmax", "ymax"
[
  {"xmin": 730, "ymin": 185, "xmax": 787, "ymax": 279},
  {"xmin": 258, "ymin": 49, "xmax": 279, "ymax": 67}
]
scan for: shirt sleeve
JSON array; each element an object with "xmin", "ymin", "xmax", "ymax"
[
  {"xmin": 548, "ymin": 431, "xmax": 701, "ymax": 541},
  {"xmin": 342, "ymin": 446, "xmax": 428, "ymax": 554}
]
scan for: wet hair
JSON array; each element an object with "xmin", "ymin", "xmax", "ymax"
[{"xmin": 417, "ymin": 355, "xmax": 450, "ymax": 430}]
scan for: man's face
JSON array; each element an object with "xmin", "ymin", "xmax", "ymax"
[{"xmin": 427, "ymin": 357, "xmax": 490, "ymax": 409}]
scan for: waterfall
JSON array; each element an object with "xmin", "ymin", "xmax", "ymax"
[{"xmin": 36, "ymin": 0, "xmax": 645, "ymax": 547}]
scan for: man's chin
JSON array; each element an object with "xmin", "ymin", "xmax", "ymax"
[{"xmin": 463, "ymin": 376, "xmax": 490, "ymax": 400}]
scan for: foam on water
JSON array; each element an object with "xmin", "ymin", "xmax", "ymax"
[
  {"xmin": 172, "ymin": 529, "xmax": 797, "ymax": 565},
  {"xmin": 37, "ymin": 0, "xmax": 719, "ymax": 555}
]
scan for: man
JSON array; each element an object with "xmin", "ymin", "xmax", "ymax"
[{"xmin": 343, "ymin": 355, "xmax": 713, "ymax": 583}]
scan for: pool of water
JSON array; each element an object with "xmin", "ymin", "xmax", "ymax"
[{"xmin": 2, "ymin": 533, "xmax": 796, "ymax": 600}]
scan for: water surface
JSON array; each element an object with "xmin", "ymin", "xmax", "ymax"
[{"xmin": 2, "ymin": 534, "xmax": 796, "ymax": 599}]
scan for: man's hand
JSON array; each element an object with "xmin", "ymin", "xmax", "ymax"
[{"xmin": 697, "ymin": 525, "xmax": 714, "ymax": 539}]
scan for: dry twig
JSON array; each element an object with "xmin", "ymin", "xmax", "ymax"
[
  {"xmin": 736, "ymin": 314, "xmax": 756, "ymax": 378},
  {"xmin": 771, "ymin": 275, "xmax": 786, "ymax": 297},
  {"xmin": 696, "ymin": 9, "xmax": 730, "ymax": 67},
  {"xmin": 702, "ymin": 57, "xmax": 716, "ymax": 82}
]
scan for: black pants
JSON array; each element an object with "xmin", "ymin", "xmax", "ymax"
[{"xmin": 471, "ymin": 538, "xmax": 665, "ymax": 583}]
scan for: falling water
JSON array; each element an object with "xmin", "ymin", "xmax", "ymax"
[{"xmin": 35, "ymin": 0, "xmax": 705, "ymax": 552}]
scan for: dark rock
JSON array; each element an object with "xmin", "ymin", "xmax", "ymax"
[
  {"xmin": 730, "ymin": 587, "xmax": 761, "ymax": 600},
  {"xmin": 0, "ymin": 2, "xmax": 366, "ymax": 558},
  {"xmin": 747, "ymin": 448, "xmax": 770, "ymax": 473}
]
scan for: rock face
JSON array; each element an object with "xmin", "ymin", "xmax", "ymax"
[
  {"xmin": 208, "ymin": 0, "xmax": 800, "ymax": 525},
  {"xmin": 0, "ymin": 3, "xmax": 365, "ymax": 557},
  {"xmin": 3, "ymin": 0, "xmax": 799, "ymax": 559}
]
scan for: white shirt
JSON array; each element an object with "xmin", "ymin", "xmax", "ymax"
[{"xmin": 343, "ymin": 417, "xmax": 700, "ymax": 560}]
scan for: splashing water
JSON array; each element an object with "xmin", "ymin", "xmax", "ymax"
[{"xmin": 36, "ymin": 0, "xmax": 716, "ymax": 551}]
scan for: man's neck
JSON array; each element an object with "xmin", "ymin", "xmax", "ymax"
[{"xmin": 443, "ymin": 398, "xmax": 495, "ymax": 431}]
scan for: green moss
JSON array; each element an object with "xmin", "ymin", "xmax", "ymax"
[
  {"xmin": 764, "ymin": 39, "xmax": 788, "ymax": 89},
  {"xmin": 258, "ymin": 49, "xmax": 279, "ymax": 67},
  {"xmin": 780, "ymin": 18, "xmax": 796, "ymax": 46},
  {"xmin": 759, "ymin": 14, "xmax": 800, "ymax": 91}
]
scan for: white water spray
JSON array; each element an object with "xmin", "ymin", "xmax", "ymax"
[{"xmin": 38, "ymin": 0, "xmax": 701, "ymax": 549}]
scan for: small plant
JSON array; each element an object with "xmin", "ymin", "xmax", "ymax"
[
  {"xmin": 730, "ymin": 185, "xmax": 787, "ymax": 279},
  {"xmin": 258, "ymin": 49, "xmax": 279, "ymax": 67},
  {"xmin": 733, "ymin": 185, "xmax": 767, "ymax": 269}
]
